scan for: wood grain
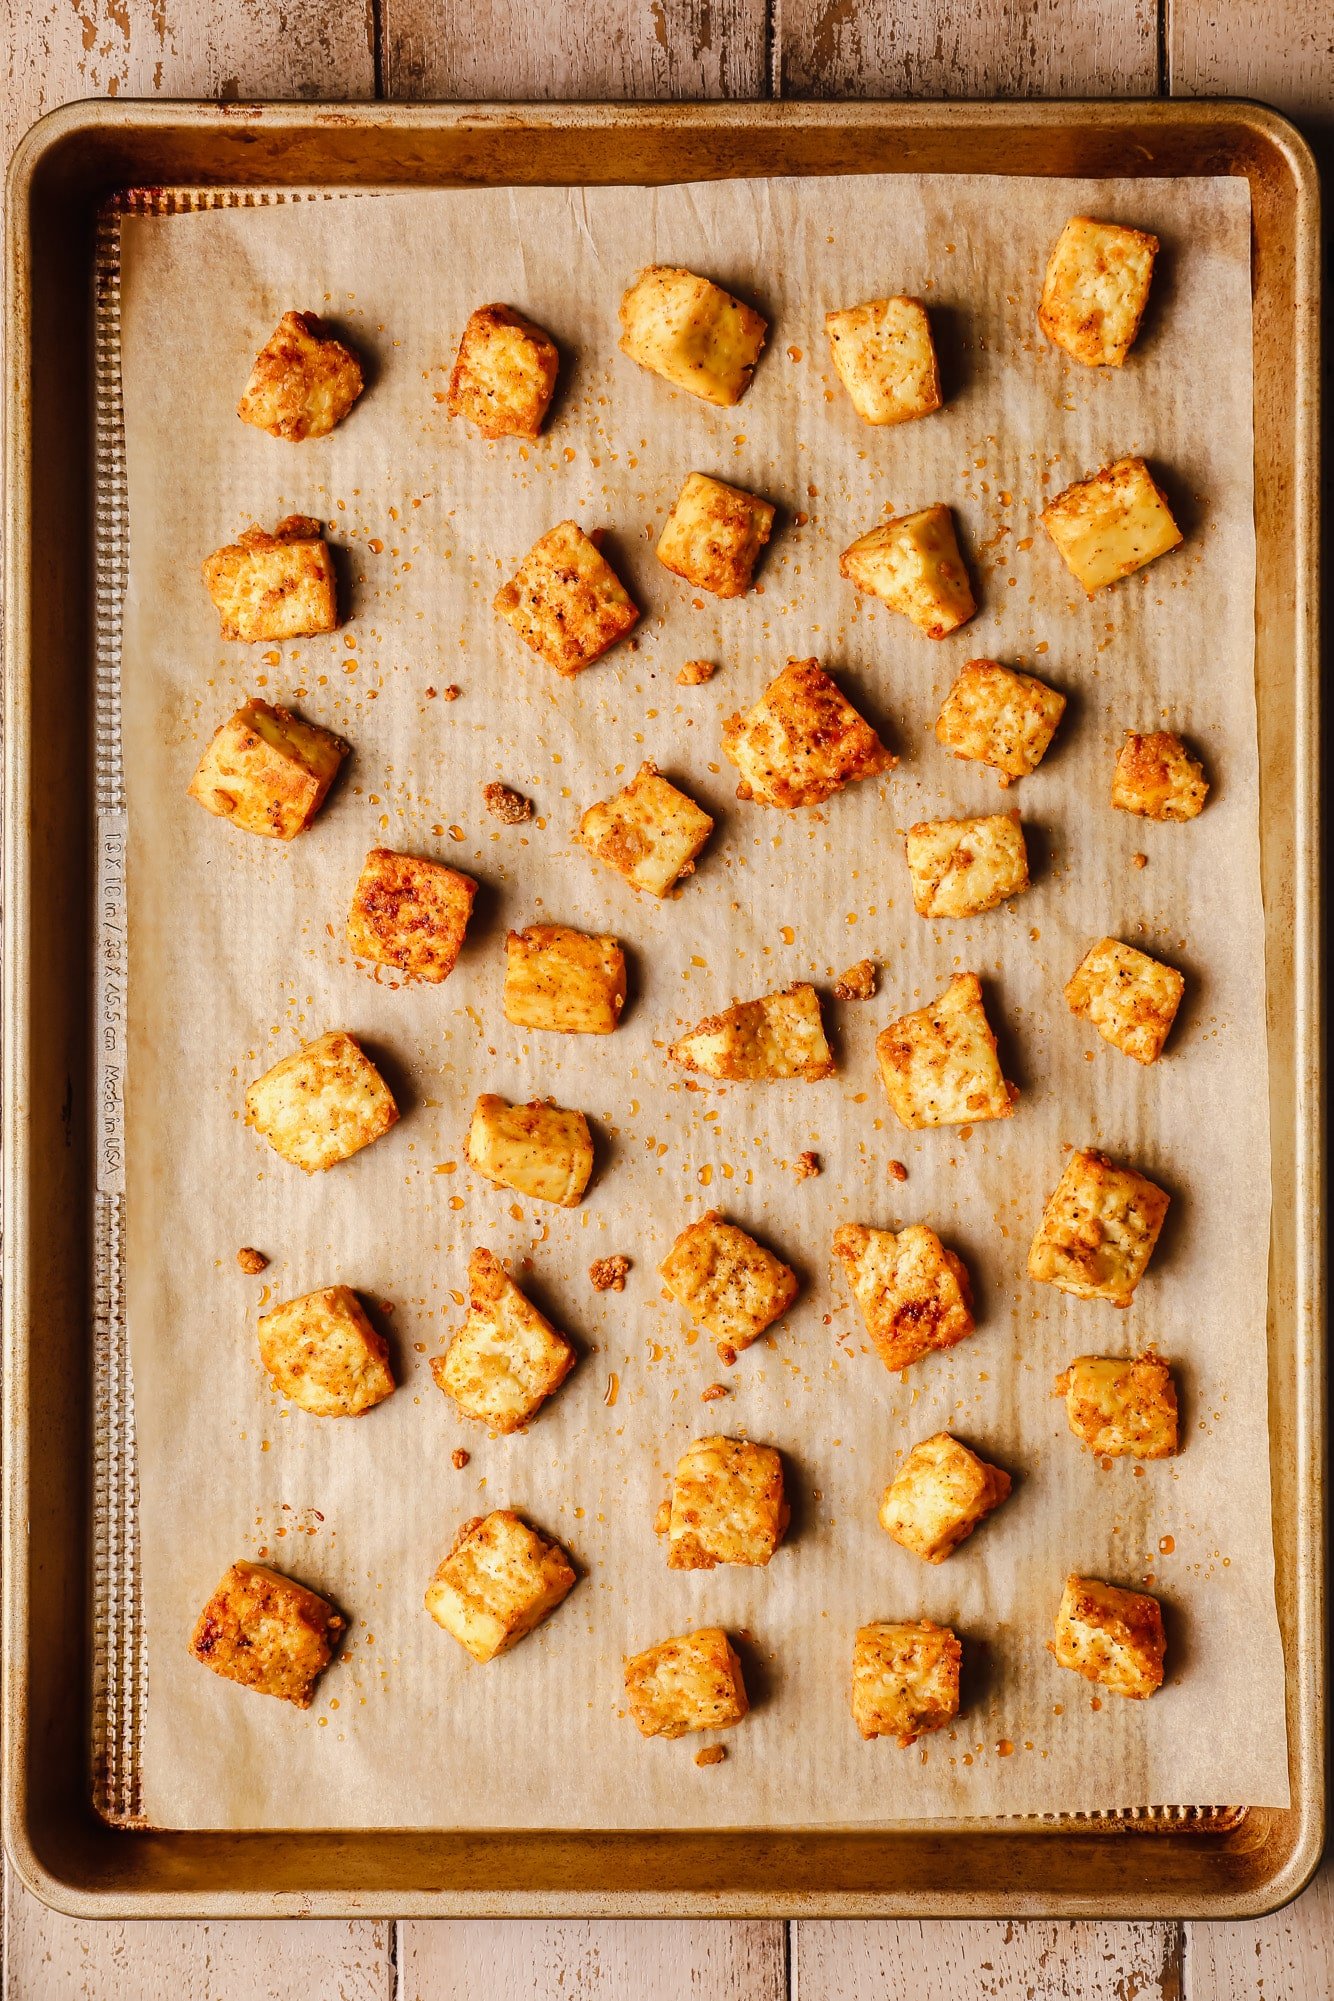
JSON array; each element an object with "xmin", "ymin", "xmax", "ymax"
[
  {"xmin": 792, "ymin": 1920, "xmax": 1183, "ymax": 1999},
  {"xmin": 400, "ymin": 1918, "xmax": 787, "ymax": 2000},
  {"xmin": 1186, "ymin": 1861, "xmax": 1334, "ymax": 1999},
  {"xmin": 1171, "ymin": 0, "xmax": 1334, "ymax": 133}
]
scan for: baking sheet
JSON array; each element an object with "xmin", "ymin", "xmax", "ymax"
[{"xmin": 117, "ymin": 173, "xmax": 1288, "ymax": 1828}]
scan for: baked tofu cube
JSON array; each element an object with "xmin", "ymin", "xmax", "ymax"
[
  {"xmin": 666, "ymin": 1434, "xmax": 789, "ymax": 1570},
  {"xmin": 659, "ymin": 1211, "xmax": 798, "ymax": 1356},
  {"xmin": 1041, "ymin": 457, "xmax": 1182, "ymax": 595},
  {"xmin": 1050, "ymin": 1575, "xmax": 1166, "ymax": 1699},
  {"xmin": 1056, "ymin": 1352, "xmax": 1179, "ymax": 1459},
  {"xmin": 669, "ymin": 982, "xmax": 834, "ymax": 1081},
  {"xmin": 656, "ymin": 472, "xmax": 775, "ymax": 598},
  {"xmin": 504, "ymin": 924, "xmax": 626, "ymax": 1035},
  {"xmin": 851, "ymin": 1620, "xmax": 961, "ymax": 1744},
  {"xmin": 189, "ymin": 1560, "xmax": 344, "ymax": 1707},
  {"xmin": 1110, "ymin": 731, "xmax": 1209, "ymax": 821},
  {"xmin": 431, "ymin": 1246, "xmax": 576, "ymax": 1432},
  {"xmin": 840, "ymin": 505, "xmax": 976, "ymax": 639},
  {"xmin": 935, "ymin": 659, "xmax": 1066, "ymax": 786},
  {"xmin": 245, "ymin": 1029, "xmax": 398, "ymax": 1173},
  {"xmin": 618, "ymin": 266, "xmax": 767, "ymax": 407},
  {"xmin": 494, "ymin": 521, "xmax": 639, "ymax": 677},
  {"xmin": 187, "ymin": 699, "xmax": 347, "ymax": 840},
  {"xmin": 1028, "ymin": 1149, "xmax": 1170, "ymax": 1307},
  {"xmin": 905, "ymin": 813, "xmax": 1029, "ymax": 918},
  {"xmin": 257, "ymin": 1284, "xmax": 394, "ymax": 1417},
  {"xmin": 1065, "ymin": 937, "xmax": 1185, "ymax": 1065},
  {"xmin": 447, "ymin": 303, "xmax": 559, "ymax": 440},
  {"xmin": 825, "ymin": 296, "xmax": 942, "ymax": 426},
  {"xmin": 425, "ymin": 1510, "xmax": 576, "ymax": 1664},
  {"xmin": 346, "ymin": 847, "xmax": 477, "ymax": 983},
  {"xmin": 875, "ymin": 972, "xmax": 1017, "ymax": 1129},
  {"xmin": 832, "ymin": 1222, "xmax": 974, "ymax": 1373},
  {"xmin": 576, "ymin": 761, "xmax": 714, "ymax": 897},
  {"xmin": 1039, "ymin": 217, "xmax": 1159, "ymax": 368},
  {"xmin": 237, "ymin": 310, "xmax": 363, "ymax": 441},
  {"xmin": 624, "ymin": 1627, "xmax": 749, "ymax": 1737},
  {"xmin": 721, "ymin": 658, "xmax": 894, "ymax": 809},
  {"xmin": 878, "ymin": 1432, "xmax": 1010, "ymax": 1563},
  {"xmin": 202, "ymin": 516, "xmax": 338, "ymax": 643},
  {"xmin": 464, "ymin": 1093, "xmax": 593, "ymax": 1207}
]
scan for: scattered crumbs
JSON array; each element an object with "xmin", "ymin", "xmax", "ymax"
[
  {"xmin": 483, "ymin": 781, "xmax": 533, "ymax": 824},
  {"xmin": 1132, "ymin": 851, "xmax": 1148, "ymax": 869},
  {"xmin": 833, "ymin": 957, "xmax": 876, "ymax": 1001},
  {"xmin": 451, "ymin": 1447, "xmax": 470, "ymax": 1471},
  {"xmin": 677, "ymin": 658, "xmax": 716, "ymax": 686},
  {"xmin": 442, "ymin": 683, "xmax": 461, "ymax": 701},
  {"xmin": 236, "ymin": 1246, "xmax": 269, "ymax": 1275},
  {"xmin": 590, "ymin": 1254, "xmax": 631, "ymax": 1293},
  {"xmin": 889, "ymin": 1160, "xmax": 908, "ymax": 1183},
  {"xmin": 792, "ymin": 1150, "xmax": 820, "ymax": 1180},
  {"xmin": 717, "ymin": 1343, "xmax": 738, "ymax": 1367},
  {"xmin": 695, "ymin": 1744, "xmax": 727, "ymax": 1767},
  {"xmin": 701, "ymin": 1382, "xmax": 730, "ymax": 1402}
]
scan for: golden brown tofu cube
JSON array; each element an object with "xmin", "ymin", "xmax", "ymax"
[
  {"xmin": 1050, "ymin": 1574, "xmax": 1166, "ymax": 1699},
  {"xmin": 504, "ymin": 924, "xmax": 626, "ymax": 1035},
  {"xmin": 875, "ymin": 972, "xmax": 1017, "ymax": 1129},
  {"xmin": 935, "ymin": 659, "xmax": 1066, "ymax": 787},
  {"xmin": 244, "ymin": 1029, "xmax": 398, "ymax": 1174},
  {"xmin": 619, "ymin": 266, "xmax": 767, "ymax": 407},
  {"xmin": 659, "ymin": 1211, "xmax": 798, "ymax": 1356},
  {"xmin": 851, "ymin": 1620, "xmax": 961, "ymax": 1744},
  {"xmin": 1041, "ymin": 457, "xmax": 1183, "ymax": 594},
  {"xmin": 237, "ymin": 310, "xmax": 364, "ymax": 441},
  {"xmin": 576, "ymin": 761, "xmax": 714, "ymax": 897},
  {"xmin": 431, "ymin": 1246, "xmax": 576, "ymax": 1433},
  {"xmin": 346, "ymin": 847, "xmax": 477, "ymax": 983},
  {"xmin": 624, "ymin": 1626, "xmax": 749, "ymax": 1737},
  {"xmin": 1065, "ymin": 937, "xmax": 1185, "ymax": 1065},
  {"xmin": 721, "ymin": 658, "xmax": 894, "ymax": 809},
  {"xmin": 878, "ymin": 1432, "xmax": 1010, "ymax": 1563},
  {"xmin": 840, "ymin": 505, "xmax": 976, "ymax": 639},
  {"xmin": 1110, "ymin": 731, "xmax": 1209, "ymax": 821},
  {"xmin": 669, "ymin": 982, "xmax": 834, "ymax": 1081},
  {"xmin": 832, "ymin": 1222, "xmax": 974, "ymax": 1373},
  {"xmin": 187, "ymin": 699, "xmax": 347, "ymax": 840},
  {"xmin": 425, "ymin": 1510, "xmax": 576, "ymax": 1664},
  {"xmin": 666, "ymin": 1435, "xmax": 789, "ymax": 1571},
  {"xmin": 1038, "ymin": 217, "xmax": 1158, "ymax": 369},
  {"xmin": 257, "ymin": 1284, "xmax": 394, "ymax": 1418},
  {"xmin": 202, "ymin": 515, "xmax": 338, "ymax": 643},
  {"xmin": 905, "ymin": 813, "xmax": 1029, "ymax": 919},
  {"xmin": 825, "ymin": 295, "xmax": 942, "ymax": 427},
  {"xmin": 464, "ymin": 1093, "xmax": 593, "ymax": 1208},
  {"xmin": 1028, "ymin": 1149, "xmax": 1170, "ymax": 1307},
  {"xmin": 656, "ymin": 472, "xmax": 775, "ymax": 598},
  {"xmin": 1056, "ymin": 1352, "xmax": 1179, "ymax": 1460},
  {"xmin": 189, "ymin": 1560, "xmax": 344, "ymax": 1707},
  {"xmin": 446, "ymin": 303, "xmax": 559, "ymax": 440},
  {"xmin": 494, "ymin": 520, "xmax": 639, "ymax": 677}
]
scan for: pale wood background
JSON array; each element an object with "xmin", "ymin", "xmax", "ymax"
[{"xmin": 0, "ymin": 0, "xmax": 1327, "ymax": 1992}]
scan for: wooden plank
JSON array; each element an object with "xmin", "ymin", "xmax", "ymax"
[
  {"xmin": 400, "ymin": 1918, "xmax": 787, "ymax": 2000},
  {"xmin": 792, "ymin": 1920, "xmax": 1183, "ymax": 1999},
  {"xmin": 1171, "ymin": 0, "xmax": 1334, "ymax": 132},
  {"xmin": 1186, "ymin": 1856, "xmax": 1334, "ymax": 1998}
]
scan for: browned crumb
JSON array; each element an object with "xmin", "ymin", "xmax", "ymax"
[
  {"xmin": 833, "ymin": 957, "xmax": 877, "ymax": 1001},
  {"xmin": 451, "ymin": 1447, "xmax": 470, "ymax": 1470},
  {"xmin": 237, "ymin": 1246, "xmax": 269, "ymax": 1274},
  {"xmin": 483, "ymin": 781, "xmax": 533, "ymax": 824},
  {"xmin": 677, "ymin": 659, "xmax": 716, "ymax": 686},
  {"xmin": 793, "ymin": 1150, "xmax": 820, "ymax": 1179},
  {"xmin": 695, "ymin": 1744, "xmax": 727, "ymax": 1766},
  {"xmin": 1132, "ymin": 852, "xmax": 1149, "ymax": 869},
  {"xmin": 442, "ymin": 683, "xmax": 461, "ymax": 701},
  {"xmin": 717, "ymin": 1343, "xmax": 738, "ymax": 1367},
  {"xmin": 589, "ymin": 1254, "xmax": 631, "ymax": 1293},
  {"xmin": 889, "ymin": 1160, "xmax": 909, "ymax": 1183},
  {"xmin": 701, "ymin": 1382, "xmax": 730, "ymax": 1402},
  {"xmin": 653, "ymin": 1498, "xmax": 672, "ymax": 1535}
]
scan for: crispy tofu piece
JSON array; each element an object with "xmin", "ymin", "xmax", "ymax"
[
  {"xmin": 624, "ymin": 1626, "xmax": 749, "ymax": 1737},
  {"xmin": 1039, "ymin": 217, "xmax": 1159, "ymax": 368},
  {"xmin": 447, "ymin": 303, "xmax": 560, "ymax": 440},
  {"xmin": 202, "ymin": 515, "xmax": 338, "ymax": 643},
  {"xmin": 660, "ymin": 1211, "xmax": 798, "ymax": 1356},
  {"xmin": 825, "ymin": 295, "xmax": 942, "ymax": 427},
  {"xmin": 494, "ymin": 520, "xmax": 639, "ymax": 677},
  {"xmin": 187, "ymin": 699, "xmax": 347, "ymax": 840},
  {"xmin": 619, "ymin": 266, "xmax": 767, "ymax": 407},
  {"xmin": 1111, "ymin": 731, "xmax": 1209, "ymax": 821},
  {"xmin": 504, "ymin": 924, "xmax": 626, "ymax": 1035},
  {"xmin": 832, "ymin": 1222, "xmax": 974, "ymax": 1373},
  {"xmin": 257, "ymin": 1284, "xmax": 394, "ymax": 1417},
  {"xmin": 245, "ymin": 1030, "xmax": 398, "ymax": 1173},
  {"xmin": 1028, "ymin": 1149, "xmax": 1170, "ymax": 1307},
  {"xmin": 851, "ymin": 1620, "xmax": 961, "ymax": 1744},
  {"xmin": 431, "ymin": 1247, "xmax": 576, "ymax": 1432},
  {"xmin": 905, "ymin": 813, "xmax": 1029, "ymax": 918},
  {"xmin": 721, "ymin": 658, "xmax": 894, "ymax": 809},
  {"xmin": 1050, "ymin": 1574, "xmax": 1166, "ymax": 1699},
  {"xmin": 1056, "ymin": 1352, "xmax": 1179, "ymax": 1459},
  {"xmin": 576, "ymin": 761, "xmax": 714, "ymax": 897},
  {"xmin": 1041, "ymin": 457, "xmax": 1183, "ymax": 594},
  {"xmin": 935, "ymin": 659, "xmax": 1066, "ymax": 787},
  {"xmin": 669, "ymin": 983, "xmax": 834, "ymax": 1081},
  {"xmin": 425, "ymin": 1510, "xmax": 576, "ymax": 1664},
  {"xmin": 875, "ymin": 972, "xmax": 1017, "ymax": 1129},
  {"xmin": 189, "ymin": 1560, "xmax": 344, "ymax": 1707},
  {"xmin": 237, "ymin": 310, "xmax": 364, "ymax": 441},
  {"xmin": 657, "ymin": 472, "xmax": 775, "ymax": 598},
  {"xmin": 1065, "ymin": 937, "xmax": 1185, "ymax": 1065},
  {"xmin": 840, "ymin": 505, "xmax": 976, "ymax": 639},
  {"xmin": 666, "ymin": 1434, "xmax": 789, "ymax": 1570},
  {"xmin": 878, "ymin": 1432, "xmax": 1011, "ymax": 1563},
  {"xmin": 346, "ymin": 847, "xmax": 477, "ymax": 983},
  {"xmin": 464, "ymin": 1092, "xmax": 593, "ymax": 1207},
  {"xmin": 834, "ymin": 958, "xmax": 877, "ymax": 1001}
]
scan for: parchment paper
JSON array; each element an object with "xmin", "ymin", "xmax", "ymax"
[{"xmin": 118, "ymin": 174, "xmax": 1289, "ymax": 1828}]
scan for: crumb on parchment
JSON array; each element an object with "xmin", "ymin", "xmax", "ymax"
[
  {"xmin": 452, "ymin": 1448, "xmax": 470, "ymax": 1470},
  {"xmin": 1132, "ymin": 852, "xmax": 1148, "ymax": 869},
  {"xmin": 484, "ymin": 781, "xmax": 533, "ymax": 824},
  {"xmin": 442, "ymin": 684, "xmax": 460, "ymax": 700},
  {"xmin": 695, "ymin": 1744, "xmax": 727, "ymax": 1766},
  {"xmin": 701, "ymin": 1382, "xmax": 730, "ymax": 1402},
  {"xmin": 834, "ymin": 958, "xmax": 876, "ymax": 1000},
  {"xmin": 590, "ymin": 1254, "xmax": 631, "ymax": 1292},
  {"xmin": 678, "ymin": 659, "xmax": 716, "ymax": 685},
  {"xmin": 237, "ymin": 1246, "xmax": 269, "ymax": 1274},
  {"xmin": 890, "ymin": 1160, "xmax": 909, "ymax": 1183},
  {"xmin": 793, "ymin": 1151, "xmax": 820, "ymax": 1179}
]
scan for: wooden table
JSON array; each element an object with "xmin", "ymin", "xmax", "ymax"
[{"xmin": 1, "ymin": 1, "xmax": 1326, "ymax": 1992}]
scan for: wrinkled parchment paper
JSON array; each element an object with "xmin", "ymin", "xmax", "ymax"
[{"xmin": 118, "ymin": 174, "xmax": 1288, "ymax": 1828}]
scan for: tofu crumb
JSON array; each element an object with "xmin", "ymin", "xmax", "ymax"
[
  {"xmin": 442, "ymin": 684, "xmax": 461, "ymax": 701},
  {"xmin": 701, "ymin": 1382, "xmax": 730, "ymax": 1402},
  {"xmin": 889, "ymin": 1160, "xmax": 909, "ymax": 1183},
  {"xmin": 1132, "ymin": 852, "xmax": 1148, "ymax": 869},
  {"xmin": 451, "ymin": 1447, "xmax": 470, "ymax": 1470},
  {"xmin": 695, "ymin": 1744, "xmax": 727, "ymax": 1766},
  {"xmin": 793, "ymin": 1151, "xmax": 821, "ymax": 1179},
  {"xmin": 590, "ymin": 1254, "xmax": 631, "ymax": 1292},
  {"xmin": 678, "ymin": 658, "xmax": 716, "ymax": 685},
  {"xmin": 237, "ymin": 1246, "xmax": 269, "ymax": 1274},
  {"xmin": 718, "ymin": 1343, "xmax": 738, "ymax": 1367},
  {"xmin": 654, "ymin": 1499, "xmax": 672, "ymax": 1534},
  {"xmin": 483, "ymin": 781, "xmax": 533, "ymax": 824},
  {"xmin": 834, "ymin": 958, "xmax": 877, "ymax": 1000}
]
